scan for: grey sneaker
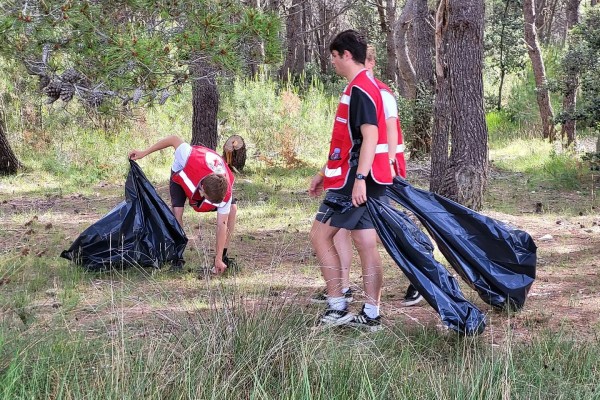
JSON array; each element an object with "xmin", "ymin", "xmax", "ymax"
[
  {"xmin": 319, "ymin": 308, "xmax": 354, "ymax": 326},
  {"xmin": 348, "ymin": 306, "xmax": 382, "ymax": 332},
  {"xmin": 311, "ymin": 288, "xmax": 354, "ymax": 304},
  {"xmin": 400, "ymin": 284, "xmax": 423, "ymax": 307}
]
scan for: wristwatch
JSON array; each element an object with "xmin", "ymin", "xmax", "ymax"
[{"xmin": 356, "ymin": 173, "xmax": 366, "ymax": 180}]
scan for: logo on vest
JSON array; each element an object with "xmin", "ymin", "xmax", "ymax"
[{"xmin": 205, "ymin": 151, "xmax": 226, "ymax": 174}]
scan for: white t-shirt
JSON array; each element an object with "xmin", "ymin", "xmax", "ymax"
[
  {"xmin": 172, "ymin": 143, "xmax": 232, "ymax": 214},
  {"xmin": 381, "ymin": 90, "xmax": 398, "ymax": 120}
]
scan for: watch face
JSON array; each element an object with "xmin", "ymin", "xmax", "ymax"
[{"xmin": 356, "ymin": 173, "xmax": 365, "ymax": 180}]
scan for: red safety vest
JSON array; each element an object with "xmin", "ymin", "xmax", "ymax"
[
  {"xmin": 324, "ymin": 69, "xmax": 393, "ymax": 190},
  {"xmin": 375, "ymin": 78, "xmax": 407, "ymax": 179},
  {"xmin": 171, "ymin": 146, "xmax": 235, "ymax": 212}
]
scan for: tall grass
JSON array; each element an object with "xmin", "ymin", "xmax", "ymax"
[
  {"xmin": 2, "ymin": 66, "xmax": 600, "ymax": 399},
  {"xmin": 1, "ymin": 293, "xmax": 599, "ymax": 399}
]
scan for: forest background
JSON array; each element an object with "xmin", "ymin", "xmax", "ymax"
[{"xmin": 0, "ymin": 0, "xmax": 600, "ymax": 398}]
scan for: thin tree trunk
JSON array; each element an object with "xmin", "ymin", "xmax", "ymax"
[
  {"xmin": 523, "ymin": 0, "xmax": 556, "ymax": 140},
  {"xmin": 395, "ymin": 0, "xmax": 417, "ymax": 99},
  {"xmin": 535, "ymin": 0, "xmax": 548, "ymax": 41},
  {"xmin": 385, "ymin": 0, "xmax": 398, "ymax": 85},
  {"xmin": 430, "ymin": 0, "xmax": 488, "ymax": 211},
  {"xmin": 543, "ymin": 0, "xmax": 560, "ymax": 44},
  {"xmin": 412, "ymin": 0, "xmax": 435, "ymax": 154},
  {"xmin": 190, "ymin": 57, "xmax": 219, "ymax": 150},
  {"xmin": 561, "ymin": 0, "xmax": 582, "ymax": 146},
  {"xmin": 497, "ymin": 0, "xmax": 511, "ymax": 110},
  {"xmin": 280, "ymin": 0, "xmax": 304, "ymax": 81},
  {"xmin": 0, "ymin": 105, "xmax": 22, "ymax": 175}
]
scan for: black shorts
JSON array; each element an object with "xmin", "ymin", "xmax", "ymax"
[
  {"xmin": 170, "ymin": 171, "xmax": 188, "ymax": 208},
  {"xmin": 315, "ymin": 191, "xmax": 388, "ymax": 230}
]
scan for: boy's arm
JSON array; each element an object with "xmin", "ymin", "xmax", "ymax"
[
  {"xmin": 129, "ymin": 135, "xmax": 184, "ymax": 160},
  {"xmin": 352, "ymin": 123, "xmax": 378, "ymax": 207}
]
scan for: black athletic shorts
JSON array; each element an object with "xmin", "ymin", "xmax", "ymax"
[{"xmin": 315, "ymin": 189, "xmax": 387, "ymax": 230}]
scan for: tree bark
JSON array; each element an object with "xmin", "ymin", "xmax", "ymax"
[
  {"xmin": 190, "ymin": 56, "xmax": 219, "ymax": 150},
  {"xmin": 375, "ymin": 0, "xmax": 398, "ymax": 84},
  {"xmin": 280, "ymin": 0, "xmax": 305, "ymax": 81},
  {"xmin": 534, "ymin": 0, "xmax": 548, "ymax": 42},
  {"xmin": 385, "ymin": 0, "xmax": 399, "ymax": 86},
  {"xmin": 430, "ymin": 0, "xmax": 488, "ymax": 211},
  {"xmin": 523, "ymin": 0, "xmax": 556, "ymax": 141},
  {"xmin": 561, "ymin": 0, "xmax": 582, "ymax": 146},
  {"xmin": 412, "ymin": 0, "xmax": 435, "ymax": 154},
  {"xmin": 0, "ymin": 105, "xmax": 22, "ymax": 175},
  {"xmin": 395, "ymin": 0, "xmax": 417, "ymax": 99}
]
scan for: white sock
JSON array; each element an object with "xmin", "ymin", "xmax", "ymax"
[
  {"xmin": 328, "ymin": 296, "xmax": 347, "ymax": 311},
  {"xmin": 363, "ymin": 303, "xmax": 379, "ymax": 319},
  {"xmin": 342, "ymin": 287, "xmax": 350, "ymax": 294}
]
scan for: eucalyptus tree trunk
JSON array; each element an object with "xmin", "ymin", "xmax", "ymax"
[
  {"xmin": 0, "ymin": 105, "xmax": 21, "ymax": 175},
  {"xmin": 412, "ymin": 0, "xmax": 435, "ymax": 154},
  {"xmin": 190, "ymin": 56, "xmax": 219, "ymax": 150},
  {"xmin": 395, "ymin": 0, "xmax": 417, "ymax": 99},
  {"xmin": 523, "ymin": 0, "xmax": 556, "ymax": 141},
  {"xmin": 280, "ymin": 0, "xmax": 305, "ymax": 81},
  {"xmin": 375, "ymin": 0, "xmax": 399, "ymax": 84},
  {"xmin": 562, "ymin": 0, "xmax": 582, "ymax": 146},
  {"xmin": 430, "ymin": 0, "xmax": 488, "ymax": 211}
]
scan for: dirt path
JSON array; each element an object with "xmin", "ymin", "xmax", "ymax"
[{"xmin": 1, "ymin": 177, "xmax": 599, "ymax": 343}]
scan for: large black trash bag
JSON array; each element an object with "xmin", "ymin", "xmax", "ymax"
[
  {"xmin": 61, "ymin": 160, "xmax": 187, "ymax": 271},
  {"xmin": 366, "ymin": 198, "xmax": 486, "ymax": 336},
  {"xmin": 386, "ymin": 178, "xmax": 536, "ymax": 310}
]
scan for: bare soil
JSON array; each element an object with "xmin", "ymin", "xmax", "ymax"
[{"xmin": 1, "ymin": 167, "xmax": 599, "ymax": 344}]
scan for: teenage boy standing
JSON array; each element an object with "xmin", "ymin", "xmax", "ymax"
[{"xmin": 308, "ymin": 30, "xmax": 393, "ymax": 331}]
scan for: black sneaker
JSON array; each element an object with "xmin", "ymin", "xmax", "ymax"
[
  {"xmin": 400, "ymin": 284, "xmax": 423, "ymax": 307},
  {"xmin": 223, "ymin": 255, "xmax": 241, "ymax": 274},
  {"xmin": 310, "ymin": 288, "xmax": 354, "ymax": 304},
  {"xmin": 319, "ymin": 308, "xmax": 354, "ymax": 326},
  {"xmin": 348, "ymin": 306, "xmax": 382, "ymax": 332}
]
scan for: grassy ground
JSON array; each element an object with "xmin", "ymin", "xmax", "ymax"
[{"xmin": 1, "ymin": 77, "xmax": 600, "ymax": 398}]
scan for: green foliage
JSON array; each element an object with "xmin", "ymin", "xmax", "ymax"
[
  {"xmin": 0, "ymin": 0, "xmax": 282, "ymax": 110},
  {"xmin": 546, "ymin": 8, "xmax": 600, "ymax": 131},
  {"xmin": 483, "ymin": 0, "xmax": 527, "ymax": 111},
  {"xmin": 220, "ymin": 73, "xmax": 336, "ymax": 167}
]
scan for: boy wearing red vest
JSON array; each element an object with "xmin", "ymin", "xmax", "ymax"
[
  {"xmin": 311, "ymin": 44, "xmax": 412, "ymax": 306},
  {"xmin": 308, "ymin": 30, "xmax": 393, "ymax": 331},
  {"xmin": 129, "ymin": 135, "xmax": 237, "ymax": 275}
]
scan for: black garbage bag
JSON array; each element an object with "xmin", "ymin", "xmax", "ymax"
[
  {"xmin": 366, "ymin": 197, "xmax": 486, "ymax": 335},
  {"xmin": 61, "ymin": 160, "xmax": 187, "ymax": 271},
  {"xmin": 386, "ymin": 178, "xmax": 536, "ymax": 310}
]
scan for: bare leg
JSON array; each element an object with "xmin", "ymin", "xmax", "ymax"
[
  {"xmin": 351, "ymin": 228, "xmax": 382, "ymax": 307},
  {"xmin": 333, "ymin": 229, "xmax": 353, "ymax": 290},
  {"xmin": 310, "ymin": 219, "xmax": 342, "ymax": 298},
  {"xmin": 225, "ymin": 203, "xmax": 237, "ymax": 249},
  {"xmin": 172, "ymin": 206, "xmax": 184, "ymax": 230}
]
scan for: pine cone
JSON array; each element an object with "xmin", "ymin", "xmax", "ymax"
[
  {"xmin": 86, "ymin": 91, "xmax": 104, "ymax": 108},
  {"xmin": 44, "ymin": 80, "xmax": 62, "ymax": 100},
  {"xmin": 59, "ymin": 84, "xmax": 74, "ymax": 102},
  {"xmin": 61, "ymin": 68, "xmax": 82, "ymax": 84},
  {"xmin": 38, "ymin": 75, "xmax": 50, "ymax": 90}
]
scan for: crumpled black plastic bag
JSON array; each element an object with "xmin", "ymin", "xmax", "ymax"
[
  {"xmin": 60, "ymin": 160, "xmax": 187, "ymax": 271},
  {"xmin": 366, "ymin": 197, "xmax": 486, "ymax": 335},
  {"xmin": 386, "ymin": 178, "xmax": 536, "ymax": 310}
]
